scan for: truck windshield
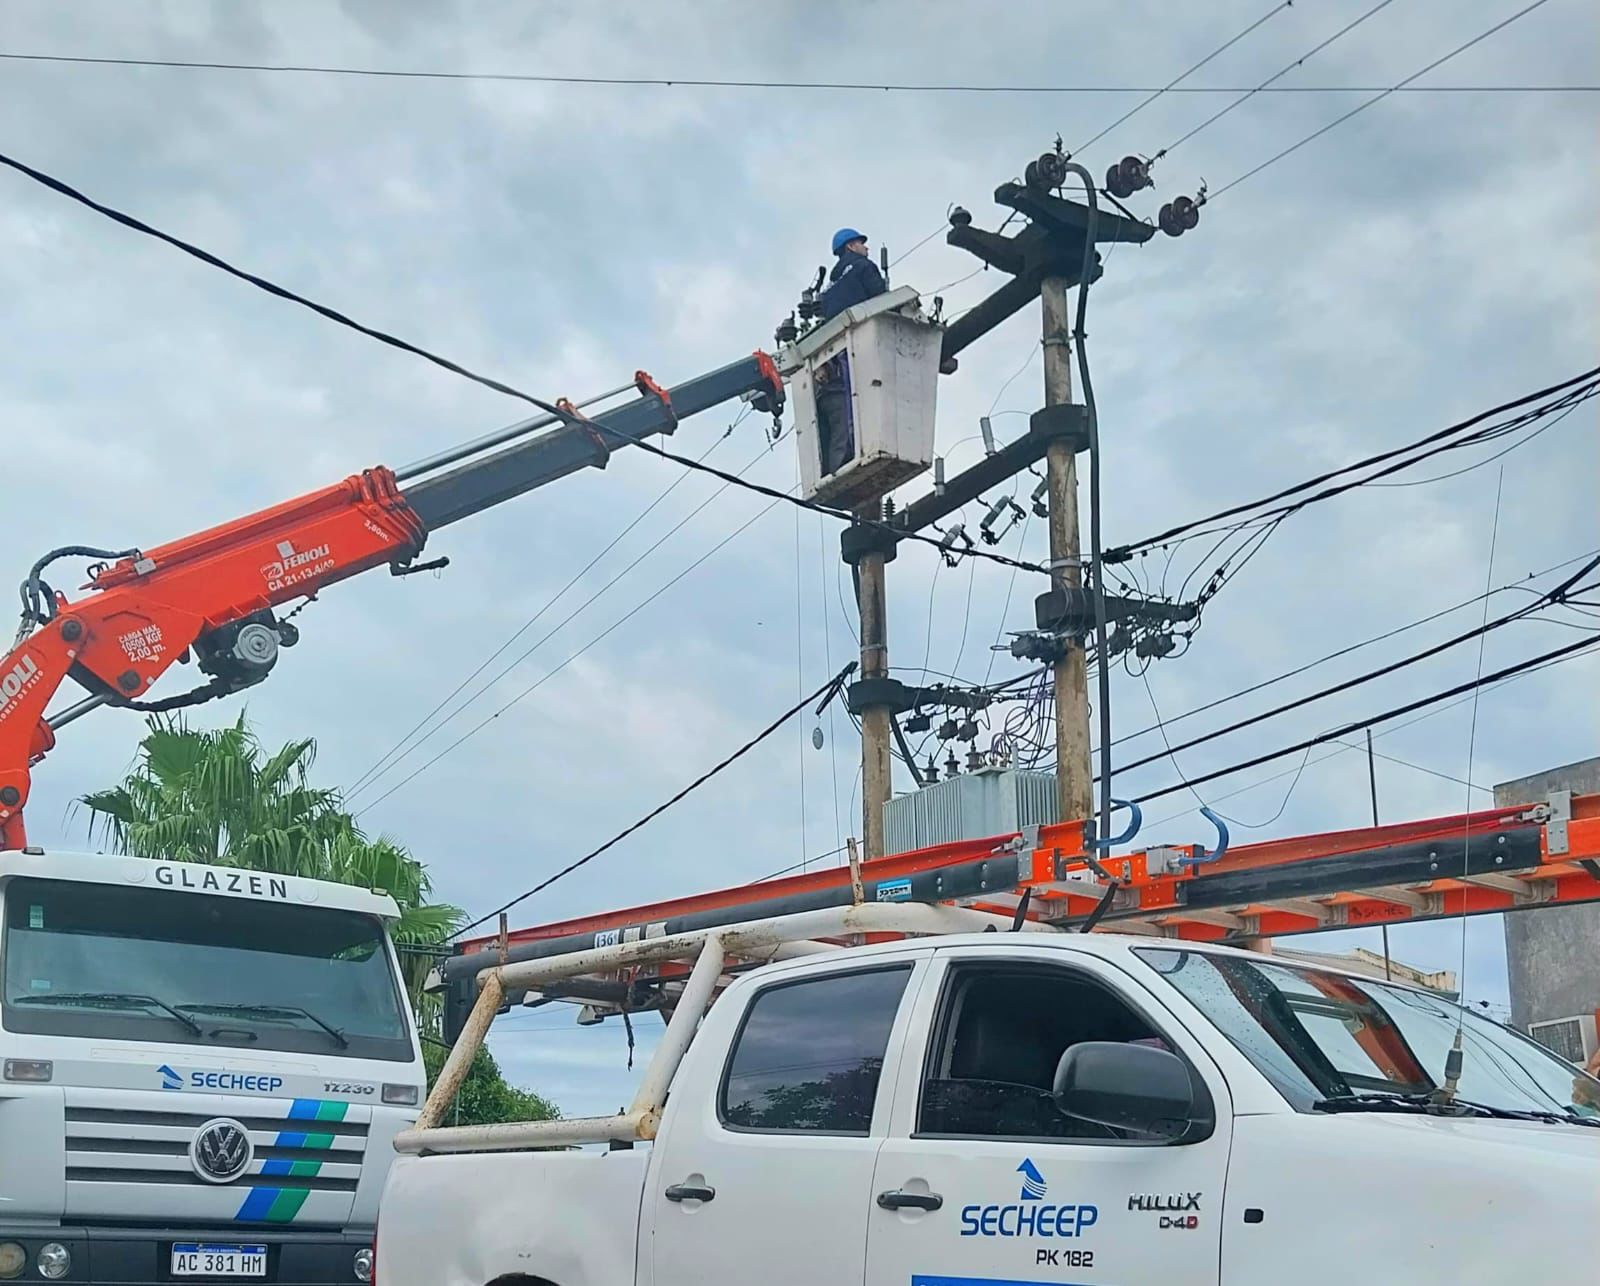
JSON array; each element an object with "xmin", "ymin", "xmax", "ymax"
[
  {"xmin": 2, "ymin": 876, "xmax": 411, "ymax": 1061},
  {"xmin": 1136, "ymin": 947, "xmax": 1600, "ymax": 1124}
]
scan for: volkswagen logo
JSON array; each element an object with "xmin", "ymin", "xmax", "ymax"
[{"xmin": 189, "ymin": 1118, "xmax": 253, "ymax": 1184}]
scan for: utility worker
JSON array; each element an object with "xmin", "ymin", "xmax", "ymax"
[
  {"xmin": 814, "ymin": 227, "xmax": 887, "ymax": 475},
  {"xmin": 819, "ymin": 227, "xmax": 886, "ymax": 322}
]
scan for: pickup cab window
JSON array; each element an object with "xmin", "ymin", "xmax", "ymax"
[
  {"xmin": 719, "ymin": 964, "xmax": 911, "ymax": 1134},
  {"xmin": 1138, "ymin": 946, "xmax": 1600, "ymax": 1123},
  {"xmin": 917, "ymin": 962, "xmax": 1192, "ymax": 1141}
]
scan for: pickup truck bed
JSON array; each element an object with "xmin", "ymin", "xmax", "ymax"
[{"xmin": 382, "ymin": 1150, "xmax": 646, "ymax": 1285}]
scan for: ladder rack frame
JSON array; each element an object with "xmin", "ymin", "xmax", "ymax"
[
  {"xmin": 414, "ymin": 791, "xmax": 1599, "ymax": 1155},
  {"xmin": 401, "ymin": 901, "xmax": 1036, "ymax": 1155}
]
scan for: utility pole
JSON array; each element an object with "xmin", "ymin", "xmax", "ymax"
[
  {"xmin": 815, "ymin": 143, "xmax": 1159, "ymax": 856},
  {"xmin": 857, "ymin": 502, "xmax": 892, "ymax": 859},
  {"xmin": 1040, "ymin": 276, "xmax": 1093, "ymax": 823}
]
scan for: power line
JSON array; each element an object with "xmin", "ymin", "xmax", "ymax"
[
  {"xmin": 1126, "ymin": 632, "xmax": 1600, "ymax": 806},
  {"xmin": 1136, "ymin": 641, "xmax": 1597, "ymax": 833},
  {"xmin": 1112, "ymin": 366, "xmax": 1600, "ymax": 558},
  {"xmin": 1112, "ymin": 556, "xmax": 1597, "ymax": 777},
  {"xmin": 1073, "ymin": 1, "xmax": 1295, "ymax": 155},
  {"xmin": 348, "ymin": 427, "xmax": 736, "ymax": 796},
  {"xmin": 0, "ymin": 145, "xmax": 1048, "ymax": 579},
  {"xmin": 1157, "ymin": 0, "xmax": 1401, "ymax": 158},
  {"xmin": 453, "ymin": 662, "xmax": 855, "ymax": 937},
  {"xmin": 755, "ymin": 843, "xmax": 851, "ymax": 882},
  {"xmin": 2, "ymin": 50, "xmax": 1592, "ymax": 93},
  {"xmin": 353, "ymin": 490, "xmax": 792, "ymax": 815},
  {"xmin": 1365, "ymin": 396, "xmax": 1589, "ymax": 487},
  {"xmin": 1106, "ymin": 548, "xmax": 1600, "ymax": 751},
  {"xmin": 1213, "ymin": 0, "xmax": 1558, "ymax": 199},
  {"xmin": 348, "ymin": 433, "xmax": 792, "ymax": 804}
]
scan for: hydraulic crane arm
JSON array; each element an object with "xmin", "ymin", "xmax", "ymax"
[{"xmin": 0, "ymin": 354, "xmax": 784, "ymax": 849}]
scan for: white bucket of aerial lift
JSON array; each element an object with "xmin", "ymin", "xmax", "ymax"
[{"xmin": 785, "ymin": 285, "xmax": 942, "ymax": 510}]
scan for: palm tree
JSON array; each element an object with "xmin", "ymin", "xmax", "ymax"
[
  {"xmin": 80, "ymin": 713, "xmax": 462, "ymax": 960},
  {"xmin": 80, "ymin": 713, "xmax": 556, "ymax": 1126}
]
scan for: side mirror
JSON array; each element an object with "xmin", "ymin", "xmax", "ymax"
[{"xmin": 1053, "ymin": 1041, "xmax": 1197, "ymax": 1138}]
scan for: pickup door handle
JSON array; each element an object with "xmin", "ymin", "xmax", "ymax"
[
  {"xmin": 877, "ymin": 1189, "xmax": 943, "ymax": 1212},
  {"xmin": 665, "ymin": 1183, "xmax": 716, "ymax": 1204}
]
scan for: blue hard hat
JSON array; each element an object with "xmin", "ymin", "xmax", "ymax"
[{"xmin": 831, "ymin": 227, "xmax": 866, "ymax": 255}]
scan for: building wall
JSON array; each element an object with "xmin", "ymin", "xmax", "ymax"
[{"xmin": 1495, "ymin": 757, "xmax": 1600, "ymax": 1032}]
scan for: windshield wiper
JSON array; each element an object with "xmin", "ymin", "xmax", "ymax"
[
  {"xmin": 1314, "ymin": 1091, "xmax": 1596, "ymax": 1125},
  {"xmin": 178, "ymin": 1002, "xmax": 349, "ymax": 1048},
  {"xmin": 10, "ymin": 991, "xmax": 204, "ymax": 1036}
]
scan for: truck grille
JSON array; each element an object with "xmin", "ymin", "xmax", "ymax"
[{"xmin": 63, "ymin": 1095, "xmax": 368, "ymax": 1226}]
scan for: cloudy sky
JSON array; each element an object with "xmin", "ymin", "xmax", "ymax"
[{"xmin": 3, "ymin": 1, "xmax": 1596, "ymax": 1116}]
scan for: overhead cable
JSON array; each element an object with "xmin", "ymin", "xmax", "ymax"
[
  {"xmin": 453, "ymin": 662, "xmax": 856, "ymax": 936},
  {"xmin": 1127, "ymin": 633, "xmax": 1600, "ymax": 806},
  {"xmin": 1157, "ymin": 0, "xmax": 1400, "ymax": 158},
  {"xmin": 1112, "ymin": 365, "xmax": 1600, "ymax": 558},
  {"xmin": 2, "ymin": 50, "xmax": 1591, "ymax": 93},
  {"xmin": 348, "ymin": 431, "xmax": 789, "ymax": 802},
  {"xmin": 1106, "ymin": 547, "xmax": 1600, "ymax": 750},
  {"xmin": 1115, "ymin": 552, "xmax": 1599, "ymax": 778},
  {"xmin": 1135, "ymin": 641, "xmax": 1597, "ymax": 832},
  {"xmin": 0, "ymin": 144, "xmax": 1047, "ymax": 577},
  {"xmin": 1212, "ymin": 0, "xmax": 1558, "ymax": 199},
  {"xmin": 353, "ymin": 491, "xmax": 792, "ymax": 815},
  {"xmin": 348, "ymin": 429, "xmax": 735, "ymax": 796},
  {"xmin": 1073, "ymin": 1, "xmax": 1294, "ymax": 155}
]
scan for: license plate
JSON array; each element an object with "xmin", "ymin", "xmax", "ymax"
[{"xmin": 171, "ymin": 1244, "xmax": 267, "ymax": 1277}]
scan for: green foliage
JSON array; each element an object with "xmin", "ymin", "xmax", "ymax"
[
  {"xmin": 82, "ymin": 712, "xmax": 557, "ymax": 1127},
  {"xmin": 422, "ymin": 1041, "xmax": 560, "ymax": 1127},
  {"xmin": 79, "ymin": 712, "xmax": 462, "ymax": 968}
]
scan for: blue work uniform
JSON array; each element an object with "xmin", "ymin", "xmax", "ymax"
[
  {"xmin": 814, "ymin": 248, "xmax": 888, "ymax": 476},
  {"xmin": 819, "ymin": 248, "xmax": 887, "ymax": 322}
]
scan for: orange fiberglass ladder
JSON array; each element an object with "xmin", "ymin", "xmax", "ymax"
[{"xmin": 448, "ymin": 789, "xmax": 1600, "ymax": 986}]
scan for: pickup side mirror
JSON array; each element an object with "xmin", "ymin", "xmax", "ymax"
[{"xmin": 1053, "ymin": 1041, "xmax": 1198, "ymax": 1139}]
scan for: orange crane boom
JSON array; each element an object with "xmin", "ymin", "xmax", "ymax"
[{"xmin": 0, "ymin": 356, "xmax": 783, "ymax": 849}]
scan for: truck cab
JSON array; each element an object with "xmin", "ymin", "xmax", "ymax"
[
  {"xmin": 0, "ymin": 849, "xmax": 424, "ymax": 1285},
  {"xmin": 380, "ymin": 925, "xmax": 1599, "ymax": 1285}
]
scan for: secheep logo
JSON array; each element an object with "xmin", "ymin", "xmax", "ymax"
[
  {"xmin": 156, "ymin": 1063, "xmax": 283, "ymax": 1094},
  {"xmin": 960, "ymin": 1158, "xmax": 1098, "ymax": 1239},
  {"xmin": 1017, "ymin": 1158, "xmax": 1048, "ymax": 1201}
]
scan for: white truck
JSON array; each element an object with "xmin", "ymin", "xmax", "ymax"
[
  {"xmin": 0, "ymin": 848, "xmax": 425, "ymax": 1285},
  {"xmin": 379, "ymin": 904, "xmax": 1599, "ymax": 1286}
]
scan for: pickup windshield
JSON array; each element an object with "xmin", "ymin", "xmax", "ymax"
[
  {"xmin": 2, "ymin": 875, "xmax": 411, "ymax": 1061},
  {"xmin": 1136, "ymin": 947, "xmax": 1600, "ymax": 1124}
]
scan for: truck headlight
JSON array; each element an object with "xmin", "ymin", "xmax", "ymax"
[
  {"xmin": 381, "ymin": 1083, "xmax": 418, "ymax": 1106},
  {"xmin": 0, "ymin": 1243, "xmax": 25, "ymax": 1279},
  {"xmin": 37, "ymin": 1243, "xmax": 71, "ymax": 1280},
  {"xmin": 353, "ymin": 1247, "xmax": 374, "ymax": 1283}
]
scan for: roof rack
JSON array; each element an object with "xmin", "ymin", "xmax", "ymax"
[
  {"xmin": 409, "ymin": 789, "xmax": 1598, "ymax": 1156},
  {"xmin": 399, "ymin": 900, "xmax": 1034, "ymax": 1156}
]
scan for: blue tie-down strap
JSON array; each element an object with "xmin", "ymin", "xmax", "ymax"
[
  {"xmin": 1088, "ymin": 799, "xmax": 1142, "ymax": 849},
  {"xmin": 1177, "ymin": 806, "xmax": 1230, "ymax": 867}
]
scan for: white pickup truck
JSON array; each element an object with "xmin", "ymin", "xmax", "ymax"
[{"xmin": 378, "ymin": 923, "xmax": 1599, "ymax": 1285}]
